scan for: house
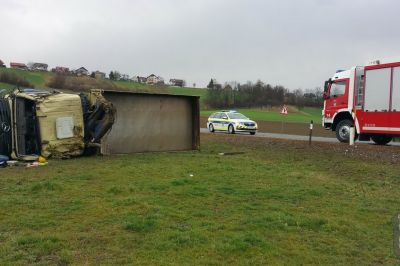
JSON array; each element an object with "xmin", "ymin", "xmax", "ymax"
[
  {"xmin": 52, "ymin": 66, "xmax": 70, "ymax": 74},
  {"xmin": 146, "ymin": 74, "xmax": 164, "ymax": 85},
  {"xmin": 74, "ymin": 67, "xmax": 89, "ymax": 76},
  {"xmin": 136, "ymin": 76, "xmax": 147, "ymax": 83},
  {"xmin": 27, "ymin": 62, "xmax": 48, "ymax": 71},
  {"xmin": 0, "ymin": 59, "xmax": 5, "ymax": 68},
  {"xmin": 10, "ymin": 62, "xmax": 28, "ymax": 70},
  {"xmin": 94, "ymin": 71, "xmax": 106, "ymax": 79},
  {"xmin": 169, "ymin": 79, "xmax": 185, "ymax": 87}
]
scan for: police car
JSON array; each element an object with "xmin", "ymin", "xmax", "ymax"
[{"xmin": 207, "ymin": 110, "xmax": 257, "ymax": 135}]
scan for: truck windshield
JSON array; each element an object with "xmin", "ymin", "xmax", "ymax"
[{"xmin": 330, "ymin": 81, "xmax": 346, "ymax": 97}]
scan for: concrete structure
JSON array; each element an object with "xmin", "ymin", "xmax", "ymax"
[
  {"xmin": 27, "ymin": 62, "xmax": 48, "ymax": 71},
  {"xmin": 10, "ymin": 62, "xmax": 28, "ymax": 70},
  {"xmin": 146, "ymin": 74, "xmax": 163, "ymax": 85},
  {"xmin": 74, "ymin": 67, "xmax": 89, "ymax": 76},
  {"xmin": 100, "ymin": 91, "xmax": 200, "ymax": 154},
  {"xmin": 52, "ymin": 66, "xmax": 70, "ymax": 74},
  {"xmin": 94, "ymin": 71, "xmax": 106, "ymax": 79},
  {"xmin": 169, "ymin": 79, "xmax": 185, "ymax": 87}
]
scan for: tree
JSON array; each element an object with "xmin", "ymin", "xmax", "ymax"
[
  {"xmin": 207, "ymin": 79, "xmax": 214, "ymax": 89},
  {"xmin": 109, "ymin": 71, "xmax": 115, "ymax": 80}
]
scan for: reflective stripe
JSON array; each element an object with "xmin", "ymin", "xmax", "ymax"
[{"xmin": 363, "ymin": 127, "xmax": 400, "ymax": 131}]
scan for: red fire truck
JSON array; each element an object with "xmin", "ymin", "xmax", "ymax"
[{"xmin": 323, "ymin": 59, "xmax": 400, "ymax": 145}]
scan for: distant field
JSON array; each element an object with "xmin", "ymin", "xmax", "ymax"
[
  {"xmin": 0, "ymin": 135, "xmax": 399, "ymax": 265},
  {"xmin": 201, "ymin": 107, "xmax": 322, "ymax": 124}
]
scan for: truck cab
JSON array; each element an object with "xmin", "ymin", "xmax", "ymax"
[
  {"xmin": 323, "ymin": 69, "xmax": 355, "ymax": 142},
  {"xmin": 0, "ymin": 89, "xmax": 115, "ymax": 160},
  {"xmin": 323, "ymin": 59, "xmax": 400, "ymax": 145}
]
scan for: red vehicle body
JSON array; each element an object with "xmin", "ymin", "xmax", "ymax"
[{"xmin": 323, "ymin": 59, "xmax": 400, "ymax": 144}]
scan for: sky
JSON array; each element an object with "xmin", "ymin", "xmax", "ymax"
[{"xmin": 1, "ymin": 0, "xmax": 400, "ymax": 89}]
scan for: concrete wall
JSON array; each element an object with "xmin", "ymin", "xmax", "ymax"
[{"xmin": 101, "ymin": 91, "xmax": 199, "ymax": 154}]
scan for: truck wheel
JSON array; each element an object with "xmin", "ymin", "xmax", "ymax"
[
  {"xmin": 371, "ymin": 135, "xmax": 392, "ymax": 145},
  {"xmin": 208, "ymin": 124, "xmax": 215, "ymax": 133},
  {"xmin": 228, "ymin": 124, "xmax": 235, "ymax": 134},
  {"xmin": 335, "ymin": 119, "xmax": 353, "ymax": 143}
]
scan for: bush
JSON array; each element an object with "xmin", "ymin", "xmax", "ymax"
[{"xmin": 0, "ymin": 72, "xmax": 34, "ymax": 88}]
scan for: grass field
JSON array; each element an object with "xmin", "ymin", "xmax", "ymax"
[
  {"xmin": 0, "ymin": 136, "xmax": 399, "ymax": 265},
  {"xmin": 0, "ymin": 68, "xmax": 53, "ymax": 88},
  {"xmin": 201, "ymin": 107, "xmax": 322, "ymax": 124}
]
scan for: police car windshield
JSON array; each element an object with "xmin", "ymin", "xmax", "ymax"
[{"xmin": 228, "ymin": 113, "xmax": 248, "ymax": 119}]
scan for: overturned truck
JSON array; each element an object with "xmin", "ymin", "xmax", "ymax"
[{"xmin": 0, "ymin": 89, "xmax": 115, "ymax": 160}]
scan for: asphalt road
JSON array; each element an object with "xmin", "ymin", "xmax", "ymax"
[
  {"xmin": 200, "ymin": 128, "xmax": 337, "ymax": 142},
  {"xmin": 200, "ymin": 128, "xmax": 400, "ymax": 146}
]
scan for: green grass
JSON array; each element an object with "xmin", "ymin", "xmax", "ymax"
[
  {"xmin": 201, "ymin": 107, "xmax": 322, "ymax": 124},
  {"xmin": 167, "ymin": 86, "xmax": 207, "ymax": 97},
  {"xmin": 0, "ymin": 68, "xmax": 53, "ymax": 88},
  {"xmin": 0, "ymin": 137, "xmax": 399, "ymax": 265},
  {"xmin": 0, "ymin": 82, "xmax": 17, "ymax": 93}
]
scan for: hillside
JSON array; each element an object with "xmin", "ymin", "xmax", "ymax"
[
  {"xmin": 0, "ymin": 68, "xmax": 322, "ymax": 124},
  {"xmin": 0, "ymin": 68, "xmax": 206, "ymax": 95}
]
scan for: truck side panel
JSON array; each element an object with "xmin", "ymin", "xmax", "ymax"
[{"xmin": 358, "ymin": 62, "xmax": 400, "ymax": 135}]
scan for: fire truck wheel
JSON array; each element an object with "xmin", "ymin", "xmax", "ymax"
[
  {"xmin": 335, "ymin": 119, "xmax": 353, "ymax": 143},
  {"xmin": 371, "ymin": 135, "xmax": 392, "ymax": 145}
]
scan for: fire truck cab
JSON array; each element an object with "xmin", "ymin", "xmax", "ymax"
[{"xmin": 323, "ymin": 58, "xmax": 400, "ymax": 145}]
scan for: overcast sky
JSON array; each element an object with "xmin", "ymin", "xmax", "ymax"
[{"xmin": 1, "ymin": 0, "xmax": 400, "ymax": 89}]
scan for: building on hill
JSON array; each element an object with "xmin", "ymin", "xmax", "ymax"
[
  {"xmin": 52, "ymin": 66, "xmax": 70, "ymax": 74},
  {"xmin": 10, "ymin": 62, "xmax": 28, "ymax": 70},
  {"xmin": 207, "ymin": 78, "xmax": 222, "ymax": 89},
  {"xmin": 94, "ymin": 71, "xmax": 106, "ymax": 79},
  {"xmin": 146, "ymin": 74, "xmax": 164, "ymax": 85},
  {"xmin": 27, "ymin": 62, "xmax": 48, "ymax": 71},
  {"xmin": 0, "ymin": 59, "xmax": 5, "ymax": 68},
  {"xmin": 74, "ymin": 67, "xmax": 89, "ymax": 76},
  {"xmin": 135, "ymin": 76, "xmax": 147, "ymax": 83},
  {"xmin": 169, "ymin": 79, "xmax": 185, "ymax": 87}
]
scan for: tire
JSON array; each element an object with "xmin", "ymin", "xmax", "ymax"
[
  {"xmin": 228, "ymin": 124, "xmax": 235, "ymax": 134},
  {"xmin": 250, "ymin": 132, "xmax": 256, "ymax": 135},
  {"xmin": 208, "ymin": 123, "xmax": 215, "ymax": 133},
  {"xmin": 371, "ymin": 135, "xmax": 392, "ymax": 145},
  {"xmin": 335, "ymin": 119, "xmax": 354, "ymax": 143}
]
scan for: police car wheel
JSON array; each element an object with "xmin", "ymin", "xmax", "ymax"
[
  {"xmin": 228, "ymin": 124, "xmax": 235, "ymax": 134},
  {"xmin": 250, "ymin": 132, "xmax": 256, "ymax": 135},
  {"xmin": 209, "ymin": 124, "xmax": 215, "ymax": 133}
]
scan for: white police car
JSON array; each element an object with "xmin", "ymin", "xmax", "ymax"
[{"xmin": 207, "ymin": 110, "xmax": 257, "ymax": 135}]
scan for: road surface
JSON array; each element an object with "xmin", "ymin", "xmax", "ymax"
[{"xmin": 200, "ymin": 128, "xmax": 400, "ymax": 146}]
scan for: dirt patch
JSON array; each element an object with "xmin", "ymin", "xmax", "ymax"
[
  {"xmin": 201, "ymin": 133, "xmax": 400, "ymax": 163},
  {"xmin": 200, "ymin": 117, "xmax": 335, "ymax": 138}
]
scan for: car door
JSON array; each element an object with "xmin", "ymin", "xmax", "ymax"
[
  {"xmin": 211, "ymin": 113, "xmax": 222, "ymax": 130},
  {"xmin": 220, "ymin": 113, "xmax": 229, "ymax": 131}
]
